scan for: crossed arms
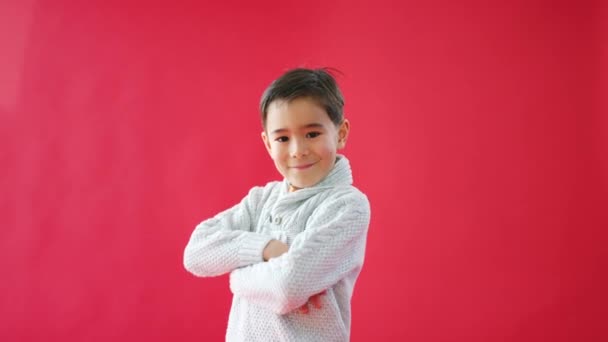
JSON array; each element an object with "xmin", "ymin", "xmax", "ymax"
[{"xmin": 183, "ymin": 187, "xmax": 370, "ymax": 315}]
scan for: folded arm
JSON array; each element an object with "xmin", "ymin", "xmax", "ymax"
[
  {"xmin": 183, "ymin": 187, "xmax": 274, "ymax": 277},
  {"xmin": 229, "ymin": 191, "xmax": 370, "ymax": 314}
]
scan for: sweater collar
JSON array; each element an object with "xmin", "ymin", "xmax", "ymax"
[{"xmin": 280, "ymin": 154, "xmax": 353, "ymax": 198}]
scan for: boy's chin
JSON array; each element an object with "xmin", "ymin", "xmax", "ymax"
[{"xmin": 286, "ymin": 178, "xmax": 320, "ymax": 191}]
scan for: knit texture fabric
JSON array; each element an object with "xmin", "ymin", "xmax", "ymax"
[{"xmin": 184, "ymin": 155, "xmax": 371, "ymax": 341}]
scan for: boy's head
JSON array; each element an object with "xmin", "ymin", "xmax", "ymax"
[
  {"xmin": 260, "ymin": 68, "xmax": 345, "ymax": 128},
  {"xmin": 260, "ymin": 68, "xmax": 350, "ymax": 192}
]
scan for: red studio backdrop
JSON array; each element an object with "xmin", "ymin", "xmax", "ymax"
[{"xmin": 1, "ymin": 1, "xmax": 607, "ymax": 341}]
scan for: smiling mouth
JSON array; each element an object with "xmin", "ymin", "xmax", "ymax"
[{"xmin": 290, "ymin": 162, "xmax": 316, "ymax": 170}]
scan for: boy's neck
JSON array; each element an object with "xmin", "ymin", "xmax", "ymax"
[{"xmin": 287, "ymin": 157, "xmax": 341, "ymax": 193}]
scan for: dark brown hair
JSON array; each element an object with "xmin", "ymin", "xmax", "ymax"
[{"xmin": 259, "ymin": 68, "xmax": 345, "ymax": 128}]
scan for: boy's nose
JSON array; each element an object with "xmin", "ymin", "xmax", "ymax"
[{"xmin": 289, "ymin": 138, "xmax": 309, "ymax": 158}]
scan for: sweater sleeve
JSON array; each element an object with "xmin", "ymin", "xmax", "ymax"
[
  {"xmin": 228, "ymin": 191, "xmax": 371, "ymax": 315},
  {"xmin": 183, "ymin": 186, "xmax": 274, "ymax": 277}
]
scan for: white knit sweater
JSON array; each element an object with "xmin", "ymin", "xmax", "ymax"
[{"xmin": 183, "ymin": 155, "xmax": 371, "ymax": 341}]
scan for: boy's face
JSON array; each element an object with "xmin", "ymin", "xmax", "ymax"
[{"xmin": 262, "ymin": 97, "xmax": 349, "ymax": 191}]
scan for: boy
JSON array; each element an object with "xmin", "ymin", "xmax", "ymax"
[{"xmin": 183, "ymin": 68, "xmax": 371, "ymax": 341}]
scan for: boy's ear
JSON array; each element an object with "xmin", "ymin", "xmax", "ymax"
[
  {"xmin": 261, "ymin": 131, "xmax": 272, "ymax": 154},
  {"xmin": 337, "ymin": 119, "xmax": 350, "ymax": 149}
]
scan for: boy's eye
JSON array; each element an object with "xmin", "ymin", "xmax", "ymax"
[
  {"xmin": 306, "ymin": 132, "xmax": 321, "ymax": 138},
  {"xmin": 275, "ymin": 136, "xmax": 289, "ymax": 142}
]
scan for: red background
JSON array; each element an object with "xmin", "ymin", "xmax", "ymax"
[{"xmin": 1, "ymin": 1, "xmax": 607, "ymax": 341}]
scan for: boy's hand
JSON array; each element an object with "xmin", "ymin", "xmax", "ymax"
[
  {"xmin": 262, "ymin": 239, "xmax": 289, "ymax": 261},
  {"xmin": 298, "ymin": 290, "xmax": 326, "ymax": 314}
]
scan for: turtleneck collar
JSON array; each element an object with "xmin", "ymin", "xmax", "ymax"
[
  {"xmin": 270, "ymin": 155, "xmax": 353, "ymax": 213},
  {"xmin": 281, "ymin": 154, "xmax": 353, "ymax": 196}
]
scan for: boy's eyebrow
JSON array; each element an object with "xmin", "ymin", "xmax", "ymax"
[{"xmin": 271, "ymin": 123, "xmax": 325, "ymax": 135}]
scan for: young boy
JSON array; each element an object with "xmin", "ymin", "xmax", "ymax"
[{"xmin": 183, "ymin": 68, "xmax": 371, "ymax": 341}]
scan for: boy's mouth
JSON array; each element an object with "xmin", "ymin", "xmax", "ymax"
[{"xmin": 290, "ymin": 162, "xmax": 316, "ymax": 170}]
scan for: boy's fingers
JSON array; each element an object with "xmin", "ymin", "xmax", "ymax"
[
  {"xmin": 298, "ymin": 291, "xmax": 326, "ymax": 314},
  {"xmin": 310, "ymin": 294, "xmax": 322, "ymax": 309}
]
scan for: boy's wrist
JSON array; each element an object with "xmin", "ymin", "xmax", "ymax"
[
  {"xmin": 262, "ymin": 239, "xmax": 289, "ymax": 261},
  {"xmin": 238, "ymin": 233, "xmax": 274, "ymax": 266}
]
